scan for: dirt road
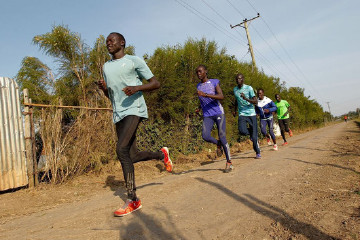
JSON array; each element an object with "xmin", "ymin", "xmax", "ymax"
[{"xmin": 1, "ymin": 121, "xmax": 359, "ymax": 240}]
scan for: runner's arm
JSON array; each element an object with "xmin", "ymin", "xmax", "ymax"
[
  {"xmin": 232, "ymin": 98, "xmax": 238, "ymax": 117},
  {"xmin": 197, "ymin": 84, "xmax": 224, "ymax": 100},
  {"xmin": 96, "ymin": 79, "xmax": 109, "ymax": 98},
  {"xmin": 123, "ymin": 76, "xmax": 160, "ymax": 96},
  {"xmin": 268, "ymin": 101, "xmax": 277, "ymax": 113},
  {"xmin": 283, "ymin": 106, "xmax": 291, "ymax": 117},
  {"xmin": 241, "ymin": 93, "xmax": 258, "ymax": 105}
]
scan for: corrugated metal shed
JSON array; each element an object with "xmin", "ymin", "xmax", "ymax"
[{"xmin": 0, "ymin": 77, "xmax": 28, "ymax": 191}]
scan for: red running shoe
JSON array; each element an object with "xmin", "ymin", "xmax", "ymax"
[
  {"xmin": 161, "ymin": 147, "xmax": 173, "ymax": 172},
  {"xmin": 114, "ymin": 199, "xmax": 142, "ymax": 217},
  {"xmin": 267, "ymin": 138, "xmax": 272, "ymax": 146},
  {"xmin": 282, "ymin": 142, "xmax": 288, "ymax": 146},
  {"xmin": 289, "ymin": 129, "xmax": 293, "ymax": 137}
]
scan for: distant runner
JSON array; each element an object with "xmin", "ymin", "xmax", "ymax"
[
  {"xmin": 97, "ymin": 32, "xmax": 173, "ymax": 217},
  {"xmin": 233, "ymin": 73, "xmax": 261, "ymax": 159},
  {"xmin": 275, "ymin": 94, "xmax": 293, "ymax": 146},
  {"xmin": 196, "ymin": 65, "xmax": 233, "ymax": 173},
  {"xmin": 344, "ymin": 115, "xmax": 348, "ymax": 123},
  {"xmin": 256, "ymin": 89, "xmax": 278, "ymax": 151}
]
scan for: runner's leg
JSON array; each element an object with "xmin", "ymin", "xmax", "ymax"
[
  {"xmin": 129, "ymin": 119, "xmax": 164, "ymax": 163},
  {"xmin": 268, "ymin": 118, "xmax": 276, "ymax": 144},
  {"xmin": 116, "ymin": 115, "xmax": 163, "ymax": 200},
  {"xmin": 260, "ymin": 119, "xmax": 267, "ymax": 137},
  {"xmin": 215, "ymin": 114, "xmax": 231, "ymax": 162},
  {"xmin": 278, "ymin": 119, "xmax": 287, "ymax": 142},
  {"xmin": 238, "ymin": 116, "xmax": 250, "ymax": 136},
  {"xmin": 283, "ymin": 118, "xmax": 290, "ymax": 133},
  {"xmin": 248, "ymin": 116, "xmax": 260, "ymax": 154},
  {"xmin": 202, "ymin": 116, "xmax": 218, "ymax": 144}
]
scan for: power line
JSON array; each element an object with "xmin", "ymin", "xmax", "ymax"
[
  {"xmin": 175, "ymin": 0, "xmax": 300, "ymax": 87},
  {"xmin": 245, "ymin": 0, "xmax": 324, "ymax": 100},
  {"xmin": 174, "ymin": 0, "xmax": 248, "ymax": 47},
  {"xmin": 200, "ymin": 0, "xmax": 247, "ymax": 43},
  {"xmin": 200, "ymin": 0, "xmax": 292, "ymax": 80},
  {"xmin": 228, "ymin": 0, "xmax": 304, "ymax": 81},
  {"xmin": 226, "ymin": 0, "xmax": 297, "ymax": 84}
]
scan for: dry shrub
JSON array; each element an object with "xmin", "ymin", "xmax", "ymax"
[{"xmin": 39, "ymin": 107, "xmax": 116, "ymax": 183}]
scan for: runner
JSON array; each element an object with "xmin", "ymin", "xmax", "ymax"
[
  {"xmin": 97, "ymin": 32, "xmax": 173, "ymax": 217},
  {"xmin": 196, "ymin": 65, "xmax": 233, "ymax": 173},
  {"xmin": 275, "ymin": 94, "xmax": 293, "ymax": 145},
  {"xmin": 233, "ymin": 73, "xmax": 261, "ymax": 159},
  {"xmin": 344, "ymin": 115, "xmax": 348, "ymax": 123},
  {"xmin": 256, "ymin": 88, "xmax": 278, "ymax": 151}
]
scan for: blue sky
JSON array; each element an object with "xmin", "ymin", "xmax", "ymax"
[{"xmin": 0, "ymin": 0, "xmax": 359, "ymax": 116}]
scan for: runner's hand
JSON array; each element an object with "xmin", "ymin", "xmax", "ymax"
[
  {"xmin": 96, "ymin": 79, "xmax": 107, "ymax": 90},
  {"xmin": 198, "ymin": 90, "xmax": 206, "ymax": 97},
  {"xmin": 123, "ymin": 86, "xmax": 139, "ymax": 96},
  {"xmin": 264, "ymin": 109, "xmax": 270, "ymax": 113}
]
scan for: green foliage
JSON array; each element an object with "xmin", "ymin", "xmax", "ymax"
[
  {"xmin": 16, "ymin": 57, "xmax": 54, "ymax": 104},
  {"xmin": 17, "ymin": 25, "xmax": 328, "ymax": 179}
]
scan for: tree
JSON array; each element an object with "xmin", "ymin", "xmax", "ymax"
[{"xmin": 16, "ymin": 56, "xmax": 55, "ymax": 104}]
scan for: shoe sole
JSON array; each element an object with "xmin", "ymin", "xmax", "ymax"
[{"xmin": 114, "ymin": 205, "xmax": 142, "ymax": 217}]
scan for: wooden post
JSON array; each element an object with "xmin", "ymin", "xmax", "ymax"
[
  {"xmin": 23, "ymin": 89, "xmax": 35, "ymax": 187},
  {"xmin": 29, "ymin": 99, "xmax": 38, "ymax": 186}
]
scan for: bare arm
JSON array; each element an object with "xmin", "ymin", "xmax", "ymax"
[
  {"xmin": 240, "ymin": 93, "xmax": 258, "ymax": 105},
  {"xmin": 123, "ymin": 76, "xmax": 160, "ymax": 96},
  {"xmin": 232, "ymin": 98, "xmax": 238, "ymax": 117},
  {"xmin": 197, "ymin": 84, "xmax": 224, "ymax": 100},
  {"xmin": 96, "ymin": 79, "xmax": 109, "ymax": 98}
]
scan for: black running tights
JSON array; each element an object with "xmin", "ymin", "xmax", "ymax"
[{"xmin": 115, "ymin": 115, "xmax": 163, "ymax": 200}]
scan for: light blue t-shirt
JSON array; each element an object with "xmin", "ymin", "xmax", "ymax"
[
  {"xmin": 234, "ymin": 84, "xmax": 256, "ymax": 116},
  {"xmin": 103, "ymin": 55, "xmax": 154, "ymax": 123}
]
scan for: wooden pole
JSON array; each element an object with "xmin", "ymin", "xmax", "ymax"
[
  {"xmin": 23, "ymin": 89, "xmax": 35, "ymax": 187},
  {"xmin": 23, "ymin": 102, "xmax": 112, "ymax": 111},
  {"xmin": 29, "ymin": 99, "xmax": 38, "ymax": 186},
  {"xmin": 230, "ymin": 13, "xmax": 260, "ymax": 71},
  {"xmin": 243, "ymin": 21, "xmax": 257, "ymax": 70}
]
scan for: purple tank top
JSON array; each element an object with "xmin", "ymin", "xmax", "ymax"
[{"xmin": 197, "ymin": 79, "xmax": 224, "ymax": 117}]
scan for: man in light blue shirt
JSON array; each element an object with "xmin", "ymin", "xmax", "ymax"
[
  {"xmin": 233, "ymin": 73, "xmax": 261, "ymax": 158},
  {"xmin": 97, "ymin": 32, "xmax": 173, "ymax": 217}
]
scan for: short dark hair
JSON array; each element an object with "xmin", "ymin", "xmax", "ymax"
[
  {"xmin": 258, "ymin": 88, "xmax": 264, "ymax": 93},
  {"xmin": 235, "ymin": 73, "xmax": 244, "ymax": 81},
  {"xmin": 197, "ymin": 64, "xmax": 207, "ymax": 71},
  {"xmin": 109, "ymin": 32, "xmax": 126, "ymax": 47}
]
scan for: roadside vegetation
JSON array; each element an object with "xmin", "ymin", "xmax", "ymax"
[{"xmin": 16, "ymin": 25, "xmax": 331, "ymax": 183}]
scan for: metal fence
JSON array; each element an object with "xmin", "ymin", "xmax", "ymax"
[{"xmin": 0, "ymin": 77, "xmax": 28, "ymax": 191}]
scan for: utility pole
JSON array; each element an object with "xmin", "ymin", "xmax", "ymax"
[
  {"xmin": 230, "ymin": 13, "xmax": 260, "ymax": 71},
  {"xmin": 326, "ymin": 101, "xmax": 332, "ymax": 121}
]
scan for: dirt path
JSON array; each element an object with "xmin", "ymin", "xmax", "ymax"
[{"xmin": 1, "ymin": 121, "xmax": 359, "ymax": 240}]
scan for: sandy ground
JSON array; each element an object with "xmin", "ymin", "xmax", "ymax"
[{"xmin": 0, "ymin": 121, "xmax": 359, "ymax": 240}]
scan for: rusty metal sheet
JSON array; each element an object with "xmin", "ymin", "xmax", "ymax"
[{"xmin": 0, "ymin": 77, "xmax": 28, "ymax": 191}]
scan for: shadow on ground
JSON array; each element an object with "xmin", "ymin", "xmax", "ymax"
[
  {"xmin": 285, "ymin": 158, "xmax": 360, "ymax": 175},
  {"xmin": 195, "ymin": 177, "xmax": 339, "ymax": 240}
]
